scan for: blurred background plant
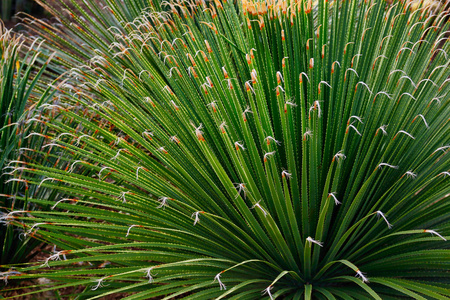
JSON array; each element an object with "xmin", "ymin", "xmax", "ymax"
[
  {"xmin": 1, "ymin": 0, "xmax": 43, "ymax": 25},
  {"xmin": 1, "ymin": 0, "xmax": 450, "ymax": 299}
]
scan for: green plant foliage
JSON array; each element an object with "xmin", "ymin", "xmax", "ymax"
[
  {"xmin": 6, "ymin": 0, "xmax": 450, "ymax": 298},
  {"xmin": 1, "ymin": 0, "xmax": 13, "ymax": 21},
  {"xmin": 0, "ymin": 23, "xmax": 57, "ymax": 268}
]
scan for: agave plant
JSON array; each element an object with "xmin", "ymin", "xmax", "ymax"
[{"xmin": 5, "ymin": 0, "xmax": 449, "ymax": 298}]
